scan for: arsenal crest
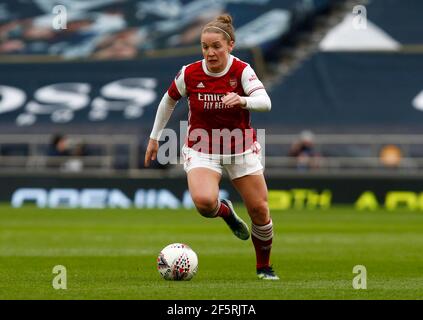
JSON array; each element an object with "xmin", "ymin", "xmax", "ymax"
[{"xmin": 229, "ymin": 78, "xmax": 237, "ymax": 88}]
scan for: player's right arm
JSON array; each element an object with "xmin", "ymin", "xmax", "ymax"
[{"xmin": 144, "ymin": 66, "xmax": 187, "ymax": 167}]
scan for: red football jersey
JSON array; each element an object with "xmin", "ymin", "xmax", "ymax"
[{"xmin": 167, "ymin": 55, "xmax": 265, "ymax": 154}]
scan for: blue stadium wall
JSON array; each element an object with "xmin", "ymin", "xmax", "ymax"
[
  {"xmin": 0, "ymin": 50, "xmax": 256, "ymax": 135},
  {"xmin": 256, "ymin": 52, "xmax": 423, "ymax": 134}
]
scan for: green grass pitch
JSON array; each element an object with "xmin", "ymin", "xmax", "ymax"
[{"xmin": 0, "ymin": 204, "xmax": 422, "ymax": 300}]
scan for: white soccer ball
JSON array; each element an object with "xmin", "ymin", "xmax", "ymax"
[{"xmin": 157, "ymin": 243, "xmax": 198, "ymax": 281}]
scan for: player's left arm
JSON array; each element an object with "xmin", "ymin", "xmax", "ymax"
[{"xmin": 221, "ymin": 65, "xmax": 271, "ymax": 112}]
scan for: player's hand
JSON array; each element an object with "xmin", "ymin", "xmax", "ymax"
[
  {"xmin": 144, "ymin": 138, "xmax": 159, "ymax": 167},
  {"xmin": 222, "ymin": 92, "xmax": 246, "ymax": 108}
]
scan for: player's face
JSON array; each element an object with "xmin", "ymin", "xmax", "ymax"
[{"xmin": 201, "ymin": 32, "xmax": 234, "ymax": 73}]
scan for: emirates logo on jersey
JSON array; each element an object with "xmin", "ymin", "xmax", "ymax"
[
  {"xmin": 229, "ymin": 78, "xmax": 237, "ymax": 88},
  {"xmin": 198, "ymin": 93, "xmax": 232, "ymax": 110}
]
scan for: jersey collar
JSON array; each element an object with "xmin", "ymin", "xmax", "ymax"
[{"xmin": 202, "ymin": 54, "xmax": 234, "ymax": 77}]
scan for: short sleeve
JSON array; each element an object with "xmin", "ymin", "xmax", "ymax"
[
  {"xmin": 167, "ymin": 65, "xmax": 186, "ymax": 100},
  {"xmin": 241, "ymin": 65, "xmax": 265, "ymax": 96}
]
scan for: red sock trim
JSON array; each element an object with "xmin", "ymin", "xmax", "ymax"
[{"xmin": 216, "ymin": 201, "xmax": 231, "ymax": 219}]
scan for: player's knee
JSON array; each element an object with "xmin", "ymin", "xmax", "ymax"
[
  {"xmin": 192, "ymin": 195, "xmax": 217, "ymax": 217},
  {"xmin": 249, "ymin": 201, "xmax": 270, "ymax": 224}
]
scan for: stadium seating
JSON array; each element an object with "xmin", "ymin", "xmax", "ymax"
[
  {"xmin": 1, "ymin": 0, "xmax": 422, "ymax": 173},
  {"xmin": 0, "ymin": 0, "xmax": 340, "ymax": 60},
  {"xmin": 256, "ymin": 0, "xmax": 423, "ymax": 169}
]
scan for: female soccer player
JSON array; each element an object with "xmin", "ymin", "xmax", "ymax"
[{"xmin": 145, "ymin": 14, "xmax": 278, "ymax": 280}]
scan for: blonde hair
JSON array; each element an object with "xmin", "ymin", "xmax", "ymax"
[{"xmin": 202, "ymin": 14, "xmax": 235, "ymax": 42}]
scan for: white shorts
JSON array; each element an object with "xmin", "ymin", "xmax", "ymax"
[{"xmin": 182, "ymin": 142, "xmax": 264, "ymax": 180}]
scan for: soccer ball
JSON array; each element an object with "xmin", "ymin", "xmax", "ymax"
[{"xmin": 157, "ymin": 243, "xmax": 198, "ymax": 281}]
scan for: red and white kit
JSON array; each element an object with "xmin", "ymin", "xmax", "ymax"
[{"xmin": 150, "ymin": 54, "xmax": 271, "ymax": 179}]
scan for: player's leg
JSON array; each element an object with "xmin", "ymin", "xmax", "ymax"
[
  {"xmin": 231, "ymin": 172, "xmax": 279, "ymax": 280},
  {"xmin": 187, "ymin": 167, "xmax": 221, "ymax": 216},
  {"xmin": 183, "ymin": 144, "xmax": 250, "ymax": 240},
  {"xmin": 187, "ymin": 167, "xmax": 250, "ymax": 240}
]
